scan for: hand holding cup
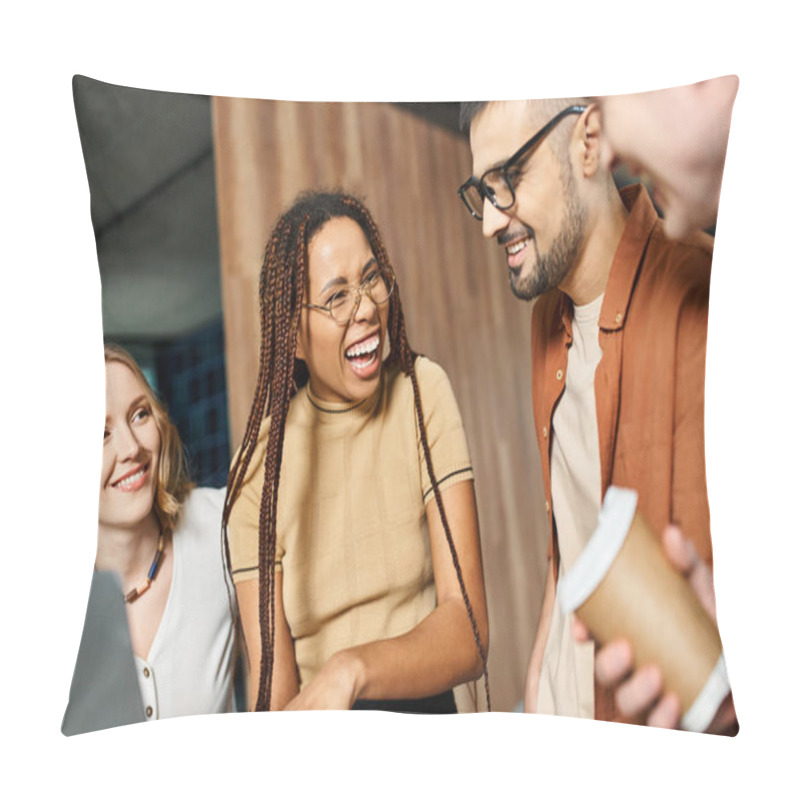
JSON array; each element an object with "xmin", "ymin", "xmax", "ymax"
[{"xmin": 560, "ymin": 488, "xmax": 731, "ymax": 732}]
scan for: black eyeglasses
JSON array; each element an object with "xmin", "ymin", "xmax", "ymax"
[{"xmin": 458, "ymin": 105, "xmax": 588, "ymax": 221}]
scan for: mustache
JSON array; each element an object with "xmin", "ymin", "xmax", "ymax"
[{"xmin": 497, "ymin": 224, "xmax": 535, "ymax": 246}]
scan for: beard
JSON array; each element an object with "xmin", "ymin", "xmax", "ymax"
[{"xmin": 509, "ymin": 169, "xmax": 587, "ymax": 301}]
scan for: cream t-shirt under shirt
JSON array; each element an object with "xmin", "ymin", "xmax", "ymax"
[
  {"xmin": 537, "ymin": 293, "xmax": 604, "ymax": 719},
  {"xmin": 228, "ymin": 357, "xmax": 473, "ymax": 689}
]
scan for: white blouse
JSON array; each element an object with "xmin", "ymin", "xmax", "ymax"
[{"xmin": 134, "ymin": 488, "xmax": 236, "ymax": 720}]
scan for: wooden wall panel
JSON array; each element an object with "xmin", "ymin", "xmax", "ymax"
[{"xmin": 212, "ymin": 98, "xmax": 549, "ymax": 713}]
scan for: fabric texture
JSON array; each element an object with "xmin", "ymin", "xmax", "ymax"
[
  {"xmin": 352, "ymin": 689, "xmax": 457, "ymax": 713},
  {"xmin": 530, "ymin": 184, "xmax": 713, "ymax": 723},
  {"xmin": 134, "ymin": 487, "xmax": 237, "ymax": 721},
  {"xmin": 550, "ymin": 292, "xmax": 606, "ymax": 568},
  {"xmin": 537, "ymin": 292, "xmax": 604, "ymax": 719},
  {"xmin": 62, "ymin": 570, "xmax": 147, "ymax": 735},
  {"xmin": 227, "ymin": 356, "xmax": 473, "ymax": 689}
]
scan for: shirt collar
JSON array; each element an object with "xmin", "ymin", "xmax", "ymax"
[
  {"xmin": 598, "ymin": 184, "xmax": 658, "ymax": 331},
  {"xmin": 302, "ymin": 372, "xmax": 384, "ymax": 423},
  {"xmin": 556, "ymin": 184, "xmax": 658, "ymax": 335}
]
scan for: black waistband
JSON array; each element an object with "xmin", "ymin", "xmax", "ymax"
[{"xmin": 351, "ymin": 689, "xmax": 457, "ymax": 714}]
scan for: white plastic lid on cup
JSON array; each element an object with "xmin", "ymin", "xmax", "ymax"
[
  {"xmin": 681, "ymin": 654, "xmax": 730, "ymax": 733},
  {"xmin": 557, "ymin": 485, "xmax": 638, "ymax": 615}
]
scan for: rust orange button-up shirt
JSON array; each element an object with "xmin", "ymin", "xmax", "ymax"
[{"xmin": 530, "ymin": 184, "xmax": 714, "ymax": 722}]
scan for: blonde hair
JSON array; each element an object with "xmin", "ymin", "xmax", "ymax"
[{"xmin": 104, "ymin": 344, "xmax": 193, "ymax": 535}]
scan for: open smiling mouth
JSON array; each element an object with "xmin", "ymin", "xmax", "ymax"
[
  {"xmin": 505, "ymin": 236, "xmax": 532, "ymax": 269},
  {"xmin": 112, "ymin": 463, "xmax": 150, "ymax": 492},
  {"xmin": 345, "ymin": 333, "xmax": 380, "ymax": 373}
]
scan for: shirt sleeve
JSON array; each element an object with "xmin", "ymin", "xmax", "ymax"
[
  {"xmin": 413, "ymin": 357, "xmax": 474, "ymax": 503},
  {"xmin": 672, "ymin": 277, "xmax": 713, "ymax": 565},
  {"xmin": 227, "ymin": 417, "xmax": 285, "ymax": 585}
]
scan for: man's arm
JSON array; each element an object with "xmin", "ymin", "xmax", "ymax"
[
  {"xmin": 524, "ymin": 556, "xmax": 555, "ymax": 712},
  {"xmin": 671, "ymin": 276, "xmax": 713, "ymax": 560},
  {"xmin": 575, "ymin": 272, "xmax": 736, "ymax": 731}
]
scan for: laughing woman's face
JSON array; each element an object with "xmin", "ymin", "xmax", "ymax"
[{"xmin": 296, "ymin": 216, "xmax": 390, "ymax": 405}]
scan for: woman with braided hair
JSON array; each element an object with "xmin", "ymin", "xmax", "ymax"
[{"xmin": 224, "ymin": 191, "xmax": 489, "ymax": 712}]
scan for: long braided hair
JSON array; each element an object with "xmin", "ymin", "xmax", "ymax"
[{"xmin": 223, "ymin": 191, "xmax": 490, "ymax": 711}]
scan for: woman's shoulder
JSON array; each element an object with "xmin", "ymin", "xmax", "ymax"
[
  {"xmin": 230, "ymin": 391, "xmax": 309, "ymax": 468},
  {"xmin": 413, "ymin": 355, "xmax": 450, "ymax": 387},
  {"xmin": 228, "ymin": 412, "xmax": 274, "ymax": 487},
  {"xmin": 382, "ymin": 357, "xmax": 461, "ymax": 429},
  {"xmin": 386, "ymin": 355, "xmax": 450, "ymax": 394},
  {"xmin": 177, "ymin": 487, "xmax": 225, "ymax": 535},
  {"xmin": 404, "ymin": 356, "xmax": 456, "ymax": 404},
  {"xmin": 172, "ymin": 488, "xmax": 235, "ymax": 611},
  {"xmin": 184, "ymin": 486, "xmax": 226, "ymax": 514}
]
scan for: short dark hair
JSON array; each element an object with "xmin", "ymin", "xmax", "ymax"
[
  {"xmin": 459, "ymin": 101, "xmax": 489, "ymax": 132},
  {"xmin": 462, "ymin": 98, "xmax": 592, "ymax": 171}
]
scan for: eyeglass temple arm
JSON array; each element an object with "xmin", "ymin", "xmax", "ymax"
[{"xmin": 504, "ymin": 104, "xmax": 588, "ymax": 168}]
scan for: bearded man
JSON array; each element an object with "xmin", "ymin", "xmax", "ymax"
[{"xmin": 459, "ymin": 99, "xmax": 735, "ymax": 732}]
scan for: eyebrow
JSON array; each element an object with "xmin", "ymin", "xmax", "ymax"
[
  {"xmin": 473, "ymin": 149, "xmax": 513, "ymax": 178},
  {"xmin": 318, "ymin": 257, "xmax": 378, "ymax": 297},
  {"xmin": 481, "ymin": 158, "xmax": 506, "ymax": 175},
  {"xmin": 477, "ymin": 148, "xmax": 526, "ymax": 178},
  {"xmin": 475, "ymin": 129, "xmax": 543, "ymax": 178}
]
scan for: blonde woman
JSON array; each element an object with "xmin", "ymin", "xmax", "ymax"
[{"xmin": 95, "ymin": 344, "xmax": 236, "ymax": 721}]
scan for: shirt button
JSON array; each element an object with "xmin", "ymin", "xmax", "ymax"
[
  {"xmin": 556, "ymin": 369, "xmax": 563, "ymax": 381},
  {"xmin": 545, "ymin": 500, "xmax": 551, "ymax": 513},
  {"xmin": 145, "ymin": 706, "xmax": 153, "ymax": 718},
  {"xmin": 615, "ymin": 312, "xmax": 623, "ymax": 324},
  {"xmin": 143, "ymin": 667, "xmax": 150, "ymax": 679},
  {"xmin": 542, "ymin": 426, "xmax": 548, "ymax": 439}
]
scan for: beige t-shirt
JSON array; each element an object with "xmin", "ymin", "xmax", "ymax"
[
  {"xmin": 228, "ymin": 357, "xmax": 473, "ymax": 688},
  {"xmin": 537, "ymin": 293, "xmax": 603, "ymax": 719}
]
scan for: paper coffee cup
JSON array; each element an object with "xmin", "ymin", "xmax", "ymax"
[{"xmin": 558, "ymin": 486, "xmax": 729, "ymax": 732}]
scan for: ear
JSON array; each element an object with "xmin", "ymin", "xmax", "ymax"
[{"xmin": 578, "ymin": 103, "xmax": 602, "ymax": 178}]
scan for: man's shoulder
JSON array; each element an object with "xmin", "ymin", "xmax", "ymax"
[
  {"xmin": 616, "ymin": 222, "xmax": 713, "ymax": 342},
  {"xmin": 641, "ymin": 223, "xmax": 713, "ymax": 291}
]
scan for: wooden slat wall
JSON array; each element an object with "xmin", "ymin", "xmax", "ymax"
[{"xmin": 212, "ymin": 98, "xmax": 549, "ymax": 713}]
